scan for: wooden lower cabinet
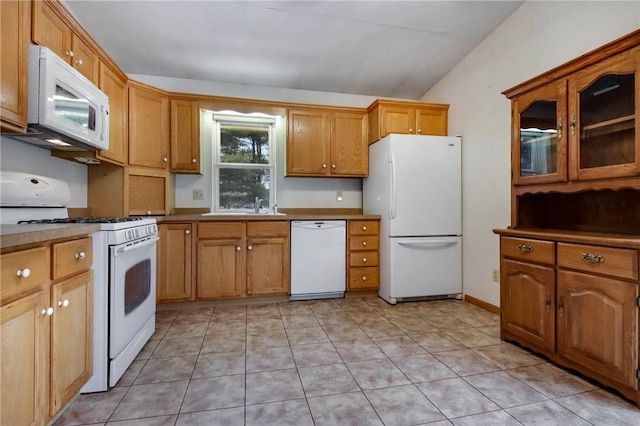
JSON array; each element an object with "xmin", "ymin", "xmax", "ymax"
[
  {"xmin": 0, "ymin": 235, "xmax": 94, "ymax": 425},
  {"xmin": 195, "ymin": 221, "xmax": 289, "ymax": 299},
  {"xmin": 500, "ymin": 259, "xmax": 555, "ymax": 353},
  {"xmin": 558, "ymin": 269, "xmax": 638, "ymax": 391},
  {"xmin": 157, "ymin": 223, "xmax": 193, "ymax": 302},
  {"xmin": 0, "ymin": 289, "xmax": 49, "ymax": 426},
  {"xmin": 50, "ymin": 271, "xmax": 93, "ymax": 415},
  {"xmin": 497, "ymin": 231, "xmax": 640, "ymax": 405},
  {"xmin": 347, "ymin": 220, "xmax": 380, "ymax": 291}
]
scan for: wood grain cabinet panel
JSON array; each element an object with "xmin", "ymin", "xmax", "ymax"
[
  {"xmin": 347, "ymin": 219, "xmax": 380, "ymax": 291},
  {"xmin": 32, "ymin": 0, "xmax": 72, "ymax": 61},
  {"xmin": 52, "ymin": 237, "xmax": 93, "ymax": 280},
  {"xmin": 246, "ymin": 237, "xmax": 289, "ymax": 296},
  {"xmin": 70, "ymin": 34, "xmax": 98, "ymax": 84},
  {"xmin": 97, "ymin": 62, "xmax": 128, "ymax": 165},
  {"xmin": 367, "ymin": 100, "xmax": 449, "ymax": 143},
  {"xmin": 157, "ymin": 223, "xmax": 193, "ymax": 302},
  {"xmin": 170, "ymin": 99, "xmax": 201, "ymax": 173},
  {"xmin": 196, "ymin": 239, "xmax": 245, "ymax": 298},
  {"xmin": 330, "ymin": 111, "xmax": 368, "ymax": 176},
  {"xmin": 128, "ymin": 83, "xmax": 170, "ymax": 169},
  {"xmin": 0, "ymin": 0, "xmax": 30, "ymax": 132},
  {"xmin": 1, "ymin": 247, "xmax": 49, "ymax": 303}
]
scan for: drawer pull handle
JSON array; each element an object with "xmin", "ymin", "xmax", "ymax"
[
  {"xmin": 362, "ymin": 226, "xmax": 367, "ymax": 231},
  {"xmin": 248, "ymin": 245, "xmax": 253, "ymax": 251},
  {"xmin": 16, "ymin": 268, "xmax": 31, "ymax": 278},
  {"xmin": 58, "ymin": 299, "xmax": 70, "ymax": 308},
  {"xmin": 362, "ymin": 241, "xmax": 367, "ymax": 247},
  {"xmin": 41, "ymin": 307, "xmax": 54, "ymax": 316},
  {"xmin": 581, "ymin": 253, "xmax": 605, "ymax": 264},
  {"xmin": 516, "ymin": 244, "xmax": 534, "ymax": 254},
  {"xmin": 362, "ymin": 276, "xmax": 367, "ymax": 281},
  {"xmin": 362, "ymin": 257, "xmax": 367, "ymax": 263},
  {"xmin": 75, "ymin": 252, "xmax": 86, "ymax": 260}
]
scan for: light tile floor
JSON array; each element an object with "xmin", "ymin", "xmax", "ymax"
[{"xmin": 54, "ymin": 296, "xmax": 640, "ymax": 426}]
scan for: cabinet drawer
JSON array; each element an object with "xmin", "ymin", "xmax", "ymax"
[
  {"xmin": 349, "ymin": 267, "xmax": 379, "ymax": 289},
  {"xmin": 350, "ymin": 236, "xmax": 379, "ymax": 251},
  {"xmin": 1, "ymin": 247, "xmax": 49, "ymax": 301},
  {"xmin": 501, "ymin": 237, "xmax": 555, "ymax": 265},
  {"xmin": 198, "ymin": 222, "xmax": 243, "ymax": 239},
  {"xmin": 247, "ymin": 221, "xmax": 288, "ymax": 237},
  {"xmin": 349, "ymin": 221, "xmax": 379, "ymax": 236},
  {"xmin": 558, "ymin": 243, "xmax": 638, "ymax": 280},
  {"xmin": 349, "ymin": 251, "xmax": 379, "ymax": 267},
  {"xmin": 52, "ymin": 237, "xmax": 93, "ymax": 280}
]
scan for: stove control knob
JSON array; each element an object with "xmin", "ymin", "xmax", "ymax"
[
  {"xmin": 75, "ymin": 252, "xmax": 86, "ymax": 260},
  {"xmin": 16, "ymin": 268, "xmax": 31, "ymax": 278}
]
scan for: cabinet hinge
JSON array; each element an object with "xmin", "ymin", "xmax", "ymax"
[
  {"xmin": 637, "ymin": 369, "xmax": 640, "ymax": 380},
  {"xmin": 637, "ymin": 297, "xmax": 640, "ymax": 308}
]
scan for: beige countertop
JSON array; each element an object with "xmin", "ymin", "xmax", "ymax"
[
  {"xmin": 158, "ymin": 214, "xmax": 381, "ymax": 223},
  {"xmin": 0, "ymin": 224, "xmax": 101, "ymax": 250}
]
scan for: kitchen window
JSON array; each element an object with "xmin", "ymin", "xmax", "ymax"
[{"xmin": 212, "ymin": 114, "xmax": 276, "ymax": 212}]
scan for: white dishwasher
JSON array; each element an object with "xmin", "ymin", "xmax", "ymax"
[{"xmin": 290, "ymin": 220, "xmax": 346, "ymax": 301}]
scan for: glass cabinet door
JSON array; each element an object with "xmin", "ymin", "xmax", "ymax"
[
  {"xmin": 513, "ymin": 80, "xmax": 567, "ymax": 185},
  {"xmin": 569, "ymin": 49, "xmax": 639, "ymax": 180}
]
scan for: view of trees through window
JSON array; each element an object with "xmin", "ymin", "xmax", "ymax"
[{"xmin": 216, "ymin": 121, "xmax": 273, "ymax": 211}]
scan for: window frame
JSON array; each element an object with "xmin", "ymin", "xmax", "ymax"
[{"xmin": 211, "ymin": 113, "xmax": 276, "ymax": 213}]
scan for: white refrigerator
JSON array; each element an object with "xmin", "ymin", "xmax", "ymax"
[{"xmin": 363, "ymin": 134, "xmax": 462, "ymax": 304}]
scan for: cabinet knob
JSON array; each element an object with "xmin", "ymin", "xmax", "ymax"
[
  {"xmin": 75, "ymin": 58, "xmax": 83, "ymax": 66},
  {"xmin": 147, "ymin": 210, "xmax": 152, "ymax": 215},
  {"xmin": 417, "ymin": 129, "xmax": 422, "ymax": 133},
  {"xmin": 409, "ymin": 128, "xmax": 413, "ymax": 133},
  {"xmin": 362, "ymin": 226, "xmax": 367, "ymax": 231},
  {"xmin": 322, "ymin": 164, "xmax": 327, "ymax": 169},
  {"xmin": 236, "ymin": 246, "xmax": 241, "ymax": 251},
  {"xmin": 248, "ymin": 245, "xmax": 253, "ymax": 251},
  {"xmin": 163, "ymin": 157, "xmax": 168, "ymax": 162},
  {"xmin": 75, "ymin": 251, "xmax": 86, "ymax": 260},
  {"xmin": 65, "ymin": 50, "xmax": 74, "ymax": 57},
  {"xmin": 362, "ymin": 276, "xmax": 367, "ymax": 281},
  {"xmin": 362, "ymin": 257, "xmax": 367, "ymax": 263},
  {"xmin": 41, "ymin": 307, "xmax": 54, "ymax": 316},
  {"xmin": 58, "ymin": 299, "xmax": 70, "ymax": 308},
  {"xmin": 16, "ymin": 268, "xmax": 31, "ymax": 278},
  {"xmin": 185, "ymin": 229, "xmax": 191, "ymax": 235},
  {"xmin": 332, "ymin": 164, "xmax": 336, "ymax": 169},
  {"xmin": 191, "ymin": 158, "xmax": 197, "ymax": 163},
  {"xmin": 362, "ymin": 241, "xmax": 367, "ymax": 247}
]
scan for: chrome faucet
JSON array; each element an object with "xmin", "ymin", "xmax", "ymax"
[{"xmin": 254, "ymin": 197, "xmax": 264, "ymax": 213}]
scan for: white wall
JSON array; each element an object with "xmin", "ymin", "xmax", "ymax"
[
  {"xmin": 0, "ymin": 135, "xmax": 88, "ymax": 207},
  {"xmin": 132, "ymin": 74, "xmax": 409, "ymax": 210},
  {"xmin": 420, "ymin": 1, "xmax": 640, "ymax": 307}
]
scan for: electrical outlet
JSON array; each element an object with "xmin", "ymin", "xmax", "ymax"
[
  {"xmin": 492, "ymin": 269, "xmax": 500, "ymax": 282},
  {"xmin": 192, "ymin": 189, "xmax": 204, "ymax": 200}
]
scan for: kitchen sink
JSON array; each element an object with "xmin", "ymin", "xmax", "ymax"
[{"xmin": 201, "ymin": 212, "xmax": 287, "ymax": 216}]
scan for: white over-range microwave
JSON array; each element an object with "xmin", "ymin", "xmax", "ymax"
[{"xmin": 13, "ymin": 45, "xmax": 110, "ymax": 152}]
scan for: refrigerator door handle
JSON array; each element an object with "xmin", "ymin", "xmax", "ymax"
[
  {"xmin": 390, "ymin": 152, "xmax": 397, "ymax": 219},
  {"xmin": 398, "ymin": 239, "xmax": 459, "ymax": 247}
]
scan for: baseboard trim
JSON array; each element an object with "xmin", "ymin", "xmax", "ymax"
[{"xmin": 464, "ymin": 294, "xmax": 500, "ymax": 315}]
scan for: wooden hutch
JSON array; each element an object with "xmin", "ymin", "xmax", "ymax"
[{"xmin": 494, "ymin": 30, "xmax": 640, "ymax": 406}]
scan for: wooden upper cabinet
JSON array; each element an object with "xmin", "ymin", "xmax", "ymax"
[
  {"xmin": 1, "ymin": 0, "xmax": 30, "ymax": 132},
  {"xmin": 367, "ymin": 100, "xmax": 449, "ymax": 143},
  {"xmin": 512, "ymin": 80, "xmax": 568, "ymax": 185},
  {"xmin": 568, "ymin": 48, "xmax": 639, "ymax": 181},
  {"xmin": 287, "ymin": 107, "xmax": 368, "ymax": 177},
  {"xmin": 330, "ymin": 112, "xmax": 368, "ymax": 176},
  {"xmin": 128, "ymin": 82, "xmax": 170, "ymax": 169},
  {"xmin": 97, "ymin": 62, "xmax": 128, "ymax": 165},
  {"xmin": 32, "ymin": 1, "xmax": 99, "ymax": 85},
  {"xmin": 170, "ymin": 99, "xmax": 201, "ymax": 173}
]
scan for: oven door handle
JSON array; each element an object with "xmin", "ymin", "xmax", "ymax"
[{"xmin": 114, "ymin": 236, "xmax": 160, "ymax": 255}]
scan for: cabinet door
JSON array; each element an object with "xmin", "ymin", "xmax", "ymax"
[
  {"xmin": 330, "ymin": 112, "xmax": 368, "ymax": 176},
  {"xmin": 379, "ymin": 105, "xmax": 415, "ymax": 137},
  {"xmin": 170, "ymin": 100, "xmax": 201, "ymax": 173},
  {"xmin": 557, "ymin": 270, "xmax": 637, "ymax": 390},
  {"xmin": 569, "ymin": 48, "xmax": 639, "ymax": 180},
  {"xmin": 50, "ymin": 271, "xmax": 93, "ymax": 415},
  {"xmin": 157, "ymin": 223, "xmax": 192, "ymax": 302},
  {"xmin": 500, "ymin": 259, "xmax": 555, "ymax": 352},
  {"xmin": 97, "ymin": 62, "xmax": 128, "ymax": 165},
  {"xmin": 127, "ymin": 169, "xmax": 170, "ymax": 216},
  {"xmin": 32, "ymin": 1, "xmax": 72, "ymax": 62},
  {"xmin": 287, "ymin": 109, "xmax": 330, "ymax": 176},
  {"xmin": 512, "ymin": 81, "xmax": 568, "ymax": 185},
  {"xmin": 0, "ymin": 0, "xmax": 30, "ymax": 132},
  {"xmin": 1, "ymin": 289, "xmax": 49, "ymax": 426},
  {"xmin": 128, "ymin": 85, "xmax": 170, "ymax": 169},
  {"xmin": 416, "ymin": 107, "xmax": 447, "ymax": 136},
  {"xmin": 246, "ymin": 237, "xmax": 289, "ymax": 296},
  {"xmin": 70, "ymin": 35, "xmax": 99, "ymax": 85},
  {"xmin": 197, "ymin": 239, "xmax": 244, "ymax": 298}
]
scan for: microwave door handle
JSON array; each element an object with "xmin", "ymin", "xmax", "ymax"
[
  {"xmin": 100, "ymin": 105, "xmax": 108, "ymax": 142},
  {"xmin": 114, "ymin": 236, "xmax": 159, "ymax": 256}
]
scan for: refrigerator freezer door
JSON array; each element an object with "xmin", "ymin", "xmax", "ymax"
[
  {"xmin": 388, "ymin": 135, "xmax": 461, "ymax": 237},
  {"xmin": 388, "ymin": 236, "xmax": 462, "ymax": 299}
]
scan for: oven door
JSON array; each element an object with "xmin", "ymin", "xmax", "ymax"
[{"xmin": 109, "ymin": 235, "xmax": 158, "ymax": 359}]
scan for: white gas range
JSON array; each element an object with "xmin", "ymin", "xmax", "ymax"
[{"xmin": 0, "ymin": 172, "xmax": 158, "ymax": 392}]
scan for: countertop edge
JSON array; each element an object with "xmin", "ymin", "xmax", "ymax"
[
  {"xmin": 158, "ymin": 214, "xmax": 382, "ymax": 223},
  {"xmin": 1, "ymin": 224, "xmax": 101, "ymax": 250}
]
